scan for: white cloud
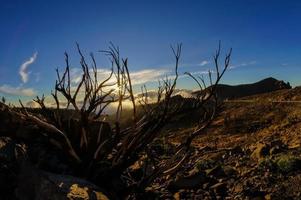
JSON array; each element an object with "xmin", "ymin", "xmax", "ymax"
[
  {"xmin": 190, "ymin": 70, "xmax": 213, "ymax": 75},
  {"xmin": 229, "ymin": 61, "xmax": 256, "ymax": 69},
  {"xmin": 70, "ymin": 67, "xmax": 170, "ymax": 86},
  {"xmin": 199, "ymin": 60, "xmax": 209, "ymax": 66},
  {"xmin": 19, "ymin": 52, "xmax": 38, "ymax": 83},
  {"xmin": 70, "ymin": 68, "xmax": 83, "ymax": 84},
  {"xmin": 0, "ymin": 84, "xmax": 36, "ymax": 96},
  {"xmin": 130, "ymin": 69, "xmax": 170, "ymax": 85}
]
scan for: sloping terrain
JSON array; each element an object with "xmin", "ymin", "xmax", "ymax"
[
  {"xmin": 155, "ymin": 87, "xmax": 301, "ymax": 199},
  {"xmin": 2, "ymin": 86, "xmax": 301, "ymax": 199}
]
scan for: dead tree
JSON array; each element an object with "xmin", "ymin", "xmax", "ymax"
[
  {"xmin": 132, "ymin": 41, "xmax": 232, "ymax": 191},
  {"xmin": 7, "ymin": 41, "xmax": 231, "ymax": 198}
]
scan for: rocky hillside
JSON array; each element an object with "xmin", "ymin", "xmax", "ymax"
[
  {"xmin": 2, "ymin": 85, "xmax": 301, "ymax": 199},
  {"xmin": 157, "ymin": 87, "xmax": 301, "ymax": 199}
]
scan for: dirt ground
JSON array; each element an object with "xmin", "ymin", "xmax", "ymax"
[{"xmin": 154, "ymin": 88, "xmax": 301, "ymax": 199}]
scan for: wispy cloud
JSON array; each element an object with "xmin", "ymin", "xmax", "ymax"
[
  {"xmin": 70, "ymin": 67, "xmax": 170, "ymax": 86},
  {"xmin": 181, "ymin": 61, "xmax": 210, "ymax": 68},
  {"xmin": 189, "ymin": 70, "xmax": 214, "ymax": 75},
  {"xmin": 0, "ymin": 84, "xmax": 36, "ymax": 96},
  {"xmin": 70, "ymin": 68, "xmax": 84, "ymax": 84},
  {"xmin": 19, "ymin": 52, "xmax": 38, "ymax": 83},
  {"xmin": 34, "ymin": 72, "xmax": 41, "ymax": 82},
  {"xmin": 229, "ymin": 61, "xmax": 256, "ymax": 69},
  {"xmin": 199, "ymin": 60, "xmax": 209, "ymax": 66},
  {"xmin": 130, "ymin": 69, "xmax": 170, "ymax": 85}
]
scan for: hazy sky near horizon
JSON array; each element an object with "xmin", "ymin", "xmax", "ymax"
[{"xmin": 1, "ymin": 0, "xmax": 301, "ymax": 103}]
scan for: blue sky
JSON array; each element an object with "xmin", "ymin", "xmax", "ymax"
[{"xmin": 1, "ymin": 0, "xmax": 301, "ymax": 103}]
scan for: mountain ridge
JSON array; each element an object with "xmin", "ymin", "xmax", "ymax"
[{"xmin": 193, "ymin": 77, "xmax": 292, "ymax": 100}]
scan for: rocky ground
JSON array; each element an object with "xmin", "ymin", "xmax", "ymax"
[
  {"xmin": 2, "ymin": 87, "xmax": 301, "ymax": 199},
  {"xmin": 150, "ymin": 87, "xmax": 301, "ymax": 199}
]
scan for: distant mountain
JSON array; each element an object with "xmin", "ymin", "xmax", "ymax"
[
  {"xmin": 194, "ymin": 77, "xmax": 292, "ymax": 100},
  {"xmin": 173, "ymin": 89, "xmax": 195, "ymax": 98},
  {"xmin": 134, "ymin": 89, "xmax": 194, "ymax": 103}
]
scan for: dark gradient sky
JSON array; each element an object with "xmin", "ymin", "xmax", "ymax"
[{"xmin": 1, "ymin": 0, "xmax": 301, "ymax": 102}]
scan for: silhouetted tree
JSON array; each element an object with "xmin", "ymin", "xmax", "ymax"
[{"xmin": 6, "ymin": 42, "xmax": 231, "ymax": 198}]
